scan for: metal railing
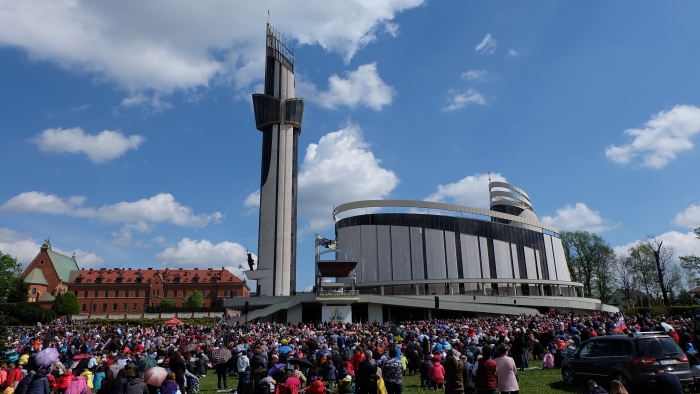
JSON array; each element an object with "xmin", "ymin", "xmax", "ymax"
[{"xmin": 316, "ymin": 290, "xmax": 359, "ymax": 297}]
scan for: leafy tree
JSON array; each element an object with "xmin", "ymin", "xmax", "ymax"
[
  {"xmin": 628, "ymin": 243, "xmax": 660, "ymax": 299},
  {"xmin": 184, "ymin": 289, "xmax": 204, "ymax": 308},
  {"xmin": 55, "ymin": 292, "xmax": 80, "ymax": 316},
  {"xmin": 0, "ymin": 252, "xmax": 22, "ymax": 301},
  {"xmin": 680, "ymin": 227, "xmax": 700, "ymax": 286},
  {"xmin": 615, "ymin": 255, "xmax": 635, "ymax": 305},
  {"xmin": 5, "ymin": 302, "xmax": 56, "ymax": 325},
  {"xmin": 0, "ymin": 310, "xmax": 10, "ymax": 354},
  {"xmin": 643, "ymin": 235, "xmax": 675, "ymax": 305},
  {"xmin": 7, "ymin": 278, "xmax": 30, "ymax": 304},
  {"xmin": 52, "ymin": 293, "xmax": 63, "ymax": 313},
  {"xmin": 561, "ymin": 231, "xmax": 616, "ymax": 299},
  {"xmin": 160, "ymin": 298, "xmax": 176, "ymax": 309}
]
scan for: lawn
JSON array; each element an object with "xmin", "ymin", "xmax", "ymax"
[{"xmin": 197, "ymin": 360, "xmax": 586, "ymax": 394}]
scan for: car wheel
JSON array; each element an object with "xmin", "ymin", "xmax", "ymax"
[
  {"xmin": 614, "ymin": 374, "xmax": 628, "ymax": 388},
  {"xmin": 562, "ymin": 368, "xmax": 575, "ymax": 385}
]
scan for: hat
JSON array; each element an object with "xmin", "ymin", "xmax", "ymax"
[
  {"xmin": 343, "ymin": 375, "xmax": 352, "ymax": 381},
  {"xmin": 281, "ymin": 339, "xmax": 288, "ymax": 345}
]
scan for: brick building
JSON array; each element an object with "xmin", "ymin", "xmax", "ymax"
[
  {"xmin": 20, "ymin": 240, "xmax": 79, "ymax": 308},
  {"xmin": 19, "ymin": 241, "xmax": 249, "ymax": 314},
  {"xmin": 70, "ymin": 267, "xmax": 250, "ymax": 314}
]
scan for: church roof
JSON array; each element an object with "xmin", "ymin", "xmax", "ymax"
[
  {"xmin": 38, "ymin": 292, "xmax": 55, "ymax": 302},
  {"xmin": 24, "ymin": 268, "xmax": 49, "ymax": 286},
  {"xmin": 47, "ymin": 249, "xmax": 80, "ymax": 283}
]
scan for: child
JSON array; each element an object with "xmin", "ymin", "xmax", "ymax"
[
  {"xmin": 429, "ymin": 357, "xmax": 445, "ymax": 389},
  {"xmin": 542, "ymin": 350, "xmax": 554, "ymax": 369}
]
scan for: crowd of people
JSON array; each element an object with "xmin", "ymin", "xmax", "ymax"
[{"xmin": 1, "ymin": 310, "xmax": 698, "ymax": 394}]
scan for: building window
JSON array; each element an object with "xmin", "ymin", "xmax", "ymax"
[
  {"xmin": 115, "ymin": 291, "xmax": 120, "ymax": 297},
  {"xmin": 82, "ymin": 304, "xmax": 86, "ymax": 311},
  {"xmin": 202, "ymin": 290, "xmax": 206, "ymax": 297},
  {"xmin": 123, "ymin": 303, "xmax": 127, "ymax": 311},
  {"xmin": 224, "ymin": 290, "xmax": 228, "ymax": 297},
  {"xmin": 32, "ymin": 288, "xmax": 36, "ymax": 295},
  {"xmin": 135, "ymin": 290, "xmax": 140, "ymax": 297},
  {"xmin": 133, "ymin": 303, "xmax": 138, "ymax": 311},
  {"xmin": 173, "ymin": 290, "xmax": 177, "ymax": 297},
  {"xmin": 105, "ymin": 291, "xmax": 109, "ymax": 298},
  {"xmin": 210, "ymin": 290, "xmax": 215, "ymax": 297},
  {"xmin": 112, "ymin": 303, "xmax": 117, "ymax": 311},
  {"xmin": 163, "ymin": 290, "xmax": 168, "ymax": 297},
  {"xmin": 94, "ymin": 290, "xmax": 99, "ymax": 297},
  {"xmin": 125, "ymin": 290, "xmax": 130, "ymax": 298},
  {"xmin": 74, "ymin": 291, "xmax": 78, "ymax": 296},
  {"xmin": 232, "ymin": 290, "xmax": 237, "ymax": 296},
  {"xmin": 182, "ymin": 290, "xmax": 187, "ymax": 298},
  {"xmin": 40, "ymin": 260, "xmax": 44, "ymax": 264},
  {"xmin": 92, "ymin": 303, "xmax": 96, "ymax": 312},
  {"xmin": 102, "ymin": 303, "xmax": 107, "ymax": 311},
  {"xmin": 83, "ymin": 291, "xmax": 88, "ymax": 298},
  {"xmin": 143, "ymin": 304, "xmax": 148, "ymax": 311}
]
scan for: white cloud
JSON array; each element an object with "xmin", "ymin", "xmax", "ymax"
[
  {"xmin": 111, "ymin": 222, "xmax": 154, "ymax": 246},
  {"xmin": 301, "ymin": 63, "xmax": 395, "ymax": 111},
  {"xmin": 0, "ymin": 228, "xmax": 103, "ymax": 268},
  {"xmin": 156, "ymin": 238, "xmax": 256, "ymax": 284},
  {"xmin": 605, "ymin": 105, "xmax": 700, "ymax": 169},
  {"xmin": 442, "ymin": 89, "xmax": 485, "ymax": 112},
  {"xmin": 65, "ymin": 104, "xmax": 91, "ymax": 113},
  {"xmin": 541, "ymin": 203, "xmax": 616, "ymax": 233},
  {"xmin": 0, "ymin": 1, "xmax": 423, "ymax": 97},
  {"xmin": 298, "ymin": 122, "xmax": 399, "ymax": 230},
  {"xmin": 31, "ymin": 127, "xmax": 145, "ymax": 163},
  {"xmin": 119, "ymin": 93, "xmax": 173, "ymax": 113},
  {"xmin": 425, "ymin": 173, "xmax": 506, "ymax": 208},
  {"xmin": 2, "ymin": 191, "xmax": 223, "ymax": 228},
  {"xmin": 475, "ymin": 33, "xmax": 497, "ymax": 55},
  {"xmin": 461, "ymin": 70, "xmax": 488, "ymax": 81},
  {"xmin": 507, "ymin": 49, "xmax": 519, "ymax": 57},
  {"xmin": 673, "ymin": 203, "xmax": 700, "ymax": 229},
  {"xmin": 243, "ymin": 190, "xmax": 260, "ymax": 208},
  {"xmin": 614, "ymin": 231, "xmax": 700, "ymax": 259}
]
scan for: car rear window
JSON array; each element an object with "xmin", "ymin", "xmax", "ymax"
[{"xmin": 637, "ymin": 337, "xmax": 683, "ymax": 358}]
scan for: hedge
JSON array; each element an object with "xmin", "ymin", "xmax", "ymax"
[
  {"xmin": 626, "ymin": 306, "xmax": 700, "ymax": 317},
  {"xmin": 74, "ymin": 317, "xmax": 221, "ymax": 326},
  {"xmin": 5, "ymin": 302, "xmax": 56, "ymax": 325}
]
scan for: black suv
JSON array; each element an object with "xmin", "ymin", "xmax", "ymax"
[{"xmin": 561, "ymin": 332, "xmax": 692, "ymax": 389}]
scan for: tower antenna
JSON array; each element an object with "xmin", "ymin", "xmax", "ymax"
[
  {"xmin": 267, "ymin": 10, "xmax": 270, "ymax": 24},
  {"xmin": 488, "ymin": 170, "xmax": 491, "ymax": 182}
]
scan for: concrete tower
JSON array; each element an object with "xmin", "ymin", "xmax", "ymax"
[{"xmin": 250, "ymin": 23, "xmax": 303, "ymax": 296}]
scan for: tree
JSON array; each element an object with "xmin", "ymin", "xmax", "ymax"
[
  {"xmin": 628, "ymin": 243, "xmax": 660, "ymax": 298},
  {"xmin": 644, "ymin": 235, "xmax": 674, "ymax": 305},
  {"xmin": 7, "ymin": 278, "xmax": 30, "ymax": 304},
  {"xmin": 184, "ymin": 289, "xmax": 204, "ymax": 308},
  {"xmin": 52, "ymin": 293, "xmax": 63, "ymax": 313},
  {"xmin": 680, "ymin": 227, "xmax": 700, "ymax": 286},
  {"xmin": 160, "ymin": 299, "xmax": 176, "ymax": 309},
  {"xmin": 55, "ymin": 292, "xmax": 80, "ymax": 316},
  {"xmin": 0, "ymin": 252, "xmax": 22, "ymax": 301},
  {"xmin": 561, "ymin": 231, "xmax": 616, "ymax": 298},
  {"xmin": 615, "ymin": 255, "xmax": 635, "ymax": 305}
]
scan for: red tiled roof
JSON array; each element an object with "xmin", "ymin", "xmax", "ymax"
[{"xmin": 71, "ymin": 267, "xmax": 243, "ymax": 284}]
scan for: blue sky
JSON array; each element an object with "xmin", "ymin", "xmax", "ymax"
[{"xmin": 1, "ymin": 1, "xmax": 700, "ymax": 292}]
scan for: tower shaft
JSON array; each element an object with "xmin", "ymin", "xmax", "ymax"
[{"xmin": 252, "ymin": 24, "xmax": 304, "ymax": 296}]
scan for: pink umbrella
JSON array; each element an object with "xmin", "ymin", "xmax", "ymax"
[{"xmin": 143, "ymin": 366, "xmax": 168, "ymax": 386}]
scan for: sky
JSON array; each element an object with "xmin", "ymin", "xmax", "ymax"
[{"xmin": 1, "ymin": 1, "xmax": 700, "ymax": 292}]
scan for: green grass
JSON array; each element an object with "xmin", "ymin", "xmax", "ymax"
[{"xmin": 197, "ymin": 360, "xmax": 587, "ymax": 394}]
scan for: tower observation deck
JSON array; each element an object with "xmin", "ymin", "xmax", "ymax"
[{"xmin": 249, "ymin": 23, "xmax": 304, "ymax": 296}]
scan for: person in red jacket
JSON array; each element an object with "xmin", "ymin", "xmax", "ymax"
[
  {"xmin": 5, "ymin": 363, "xmax": 23, "ymax": 388},
  {"xmin": 303, "ymin": 376, "xmax": 326, "ymax": 394},
  {"xmin": 56, "ymin": 370, "xmax": 75, "ymax": 394},
  {"xmin": 473, "ymin": 346, "xmax": 497, "ymax": 394},
  {"xmin": 351, "ymin": 350, "xmax": 365, "ymax": 372}
]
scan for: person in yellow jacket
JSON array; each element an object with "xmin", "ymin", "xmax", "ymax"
[
  {"xmin": 18, "ymin": 353, "xmax": 29, "ymax": 367},
  {"xmin": 80, "ymin": 370, "xmax": 93, "ymax": 389}
]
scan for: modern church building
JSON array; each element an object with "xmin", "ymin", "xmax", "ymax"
[{"xmin": 225, "ymin": 25, "xmax": 617, "ymax": 324}]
